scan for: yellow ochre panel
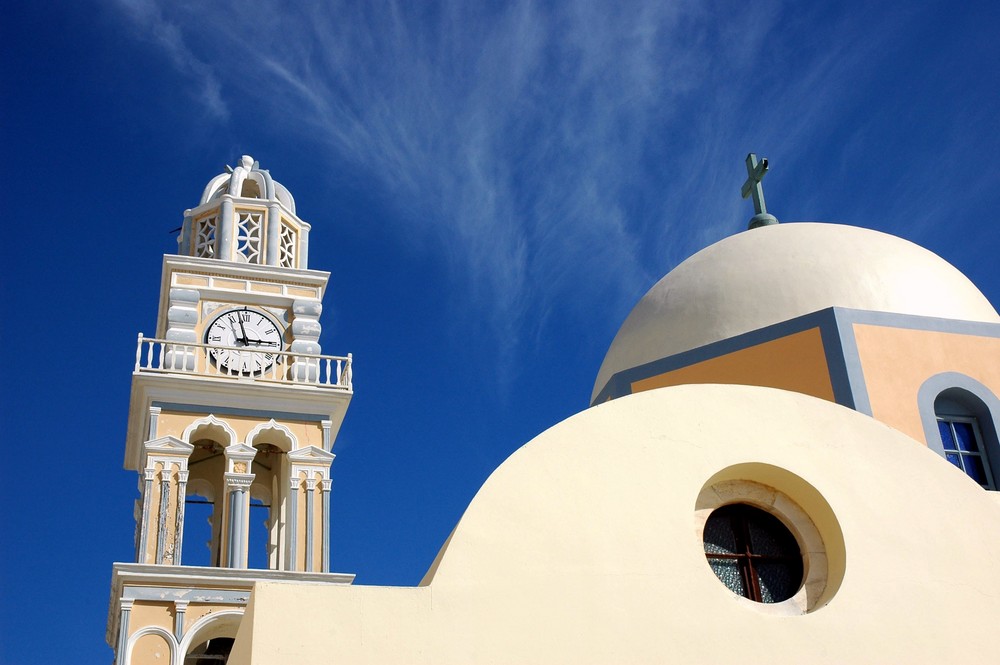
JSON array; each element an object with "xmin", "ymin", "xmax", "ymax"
[
  {"xmin": 853, "ymin": 324, "xmax": 1000, "ymax": 445},
  {"xmin": 631, "ymin": 328, "xmax": 834, "ymax": 402},
  {"xmin": 175, "ymin": 274, "xmax": 210, "ymax": 287}
]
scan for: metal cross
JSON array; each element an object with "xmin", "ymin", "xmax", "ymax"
[{"xmin": 741, "ymin": 153, "xmax": 769, "ymax": 215}]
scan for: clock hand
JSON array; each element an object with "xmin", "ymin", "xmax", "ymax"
[
  {"xmin": 237, "ymin": 311, "xmax": 250, "ymax": 344},
  {"xmin": 228, "ymin": 315, "xmax": 248, "ymax": 345},
  {"xmin": 243, "ymin": 339, "xmax": 279, "ymax": 347}
]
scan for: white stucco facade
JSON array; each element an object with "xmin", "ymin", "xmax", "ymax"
[{"xmin": 230, "ymin": 385, "xmax": 1000, "ymax": 664}]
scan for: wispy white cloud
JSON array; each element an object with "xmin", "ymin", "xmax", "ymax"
[
  {"xmin": 109, "ymin": 0, "xmax": 936, "ymax": 376},
  {"xmin": 111, "ymin": 0, "xmax": 228, "ymax": 119}
]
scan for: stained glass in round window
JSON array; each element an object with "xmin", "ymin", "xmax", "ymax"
[{"xmin": 703, "ymin": 504, "xmax": 803, "ymax": 603}]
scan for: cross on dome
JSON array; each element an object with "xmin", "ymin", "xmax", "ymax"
[{"xmin": 741, "ymin": 153, "xmax": 779, "ymax": 229}]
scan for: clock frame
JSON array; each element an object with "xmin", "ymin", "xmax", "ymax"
[{"xmin": 204, "ymin": 306, "xmax": 284, "ymax": 375}]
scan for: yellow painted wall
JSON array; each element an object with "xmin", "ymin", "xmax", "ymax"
[
  {"xmin": 157, "ymin": 411, "xmax": 325, "ymax": 450},
  {"xmin": 131, "ymin": 632, "xmax": 171, "ymax": 665},
  {"xmin": 630, "ymin": 327, "xmax": 835, "ymax": 402},
  {"xmin": 184, "ymin": 603, "xmax": 238, "ymax": 633},
  {"xmin": 128, "ymin": 602, "xmax": 172, "ymax": 636},
  {"xmin": 853, "ymin": 324, "xmax": 1000, "ymax": 444}
]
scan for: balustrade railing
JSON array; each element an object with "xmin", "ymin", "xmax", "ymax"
[{"xmin": 134, "ymin": 334, "xmax": 352, "ymax": 390}]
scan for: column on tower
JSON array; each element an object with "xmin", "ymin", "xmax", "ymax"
[
  {"xmin": 285, "ymin": 447, "xmax": 335, "ymax": 572},
  {"xmin": 136, "ymin": 436, "xmax": 195, "ymax": 565},
  {"xmin": 221, "ymin": 443, "xmax": 257, "ymax": 568},
  {"xmin": 163, "ymin": 288, "xmax": 199, "ymax": 371},
  {"xmin": 290, "ymin": 299, "xmax": 323, "ymax": 382}
]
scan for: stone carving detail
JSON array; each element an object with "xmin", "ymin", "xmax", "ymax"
[
  {"xmin": 279, "ymin": 221, "xmax": 297, "ymax": 268},
  {"xmin": 235, "ymin": 211, "xmax": 263, "ymax": 263},
  {"xmin": 194, "ymin": 216, "xmax": 217, "ymax": 258}
]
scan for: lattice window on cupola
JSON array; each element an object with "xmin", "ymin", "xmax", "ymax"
[
  {"xmin": 279, "ymin": 221, "xmax": 297, "ymax": 268},
  {"xmin": 194, "ymin": 216, "xmax": 217, "ymax": 258},
  {"xmin": 235, "ymin": 211, "xmax": 263, "ymax": 263}
]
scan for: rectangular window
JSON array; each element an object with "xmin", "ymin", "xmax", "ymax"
[{"xmin": 937, "ymin": 416, "xmax": 995, "ymax": 489}]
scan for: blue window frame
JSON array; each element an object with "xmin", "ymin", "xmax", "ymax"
[{"xmin": 937, "ymin": 415, "xmax": 995, "ymax": 489}]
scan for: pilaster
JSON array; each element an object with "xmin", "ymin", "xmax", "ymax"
[
  {"xmin": 164, "ymin": 288, "xmax": 199, "ymax": 371},
  {"xmin": 287, "ymin": 446, "xmax": 335, "ymax": 572},
  {"xmin": 218, "ymin": 196, "xmax": 235, "ymax": 261},
  {"xmin": 138, "ymin": 436, "xmax": 195, "ymax": 565},
  {"xmin": 266, "ymin": 203, "xmax": 281, "ymax": 266},
  {"xmin": 115, "ymin": 598, "xmax": 134, "ymax": 665},
  {"xmin": 290, "ymin": 299, "xmax": 323, "ymax": 382},
  {"xmin": 223, "ymin": 443, "xmax": 257, "ymax": 568}
]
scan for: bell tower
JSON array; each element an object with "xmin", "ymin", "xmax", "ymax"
[{"xmin": 107, "ymin": 156, "xmax": 355, "ymax": 665}]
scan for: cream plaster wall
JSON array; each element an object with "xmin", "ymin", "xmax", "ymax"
[
  {"xmin": 231, "ymin": 385, "xmax": 1000, "ymax": 664},
  {"xmin": 853, "ymin": 324, "xmax": 1000, "ymax": 443}
]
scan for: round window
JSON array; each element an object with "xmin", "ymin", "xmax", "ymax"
[{"xmin": 703, "ymin": 503, "xmax": 803, "ymax": 603}]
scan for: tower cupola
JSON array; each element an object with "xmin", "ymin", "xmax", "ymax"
[{"xmin": 178, "ymin": 155, "xmax": 311, "ymax": 268}]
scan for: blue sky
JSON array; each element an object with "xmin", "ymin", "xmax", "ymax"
[{"xmin": 2, "ymin": 0, "xmax": 999, "ymax": 662}]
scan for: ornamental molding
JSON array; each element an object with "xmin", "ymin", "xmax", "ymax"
[
  {"xmin": 143, "ymin": 436, "xmax": 195, "ymax": 457},
  {"xmin": 182, "ymin": 414, "xmax": 238, "ymax": 447},
  {"xmin": 176, "ymin": 609, "xmax": 245, "ymax": 661},
  {"xmin": 245, "ymin": 418, "xmax": 298, "ymax": 451},
  {"xmin": 125, "ymin": 376, "xmax": 352, "ymax": 470},
  {"xmin": 287, "ymin": 445, "xmax": 335, "ymax": 465},
  {"xmin": 224, "ymin": 442, "xmax": 258, "ymax": 461},
  {"xmin": 162, "ymin": 255, "xmax": 329, "ymax": 288},
  {"xmin": 224, "ymin": 472, "xmax": 255, "ymax": 489}
]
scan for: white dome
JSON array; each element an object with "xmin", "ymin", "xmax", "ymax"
[
  {"xmin": 593, "ymin": 223, "xmax": 1000, "ymax": 402},
  {"xmin": 199, "ymin": 155, "xmax": 297, "ymax": 213}
]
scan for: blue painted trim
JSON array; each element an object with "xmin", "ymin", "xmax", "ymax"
[
  {"xmin": 591, "ymin": 307, "xmax": 1000, "ymax": 421},
  {"xmin": 124, "ymin": 586, "xmax": 251, "ymax": 604},
  {"xmin": 840, "ymin": 310, "xmax": 1000, "ymax": 336},
  {"xmin": 917, "ymin": 373, "xmax": 1000, "ymax": 486},
  {"xmin": 829, "ymin": 309, "xmax": 872, "ymax": 416},
  {"xmin": 817, "ymin": 311, "xmax": 856, "ymax": 409},
  {"xmin": 151, "ymin": 401, "xmax": 327, "ymax": 422},
  {"xmin": 592, "ymin": 308, "xmax": 841, "ymax": 405}
]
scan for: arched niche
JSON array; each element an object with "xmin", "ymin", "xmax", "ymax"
[
  {"xmin": 178, "ymin": 610, "xmax": 243, "ymax": 665},
  {"xmin": 182, "ymin": 415, "xmax": 237, "ymax": 448},
  {"xmin": 126, "ymin": 626, "xmax": 176, "ymax": 665},
  {"xmin": 245, "ymin": 419, "xmax": 298, "ymax": 452}
]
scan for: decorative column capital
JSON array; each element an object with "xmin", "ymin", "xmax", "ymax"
[{"xmin": 224, "ymin": 473, "xmax": 255, "ymax": 490}]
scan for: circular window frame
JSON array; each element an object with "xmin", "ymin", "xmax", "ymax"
[{"xmin": 695, "ymin": 466, "xmax": 844, "ymax": 615}]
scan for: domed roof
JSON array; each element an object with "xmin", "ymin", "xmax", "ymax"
[
  {"xmin": 593, "ymin": 223, "xmax": 1000, "ymax": 402},
  {"xmin": 199, "ymin": 155, "xmax": 296, "ymax": 213}
]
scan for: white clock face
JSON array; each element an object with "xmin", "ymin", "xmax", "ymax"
[{"xmin": 205, "ymin": 307, "xmax": 283, "ymax": 375}]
